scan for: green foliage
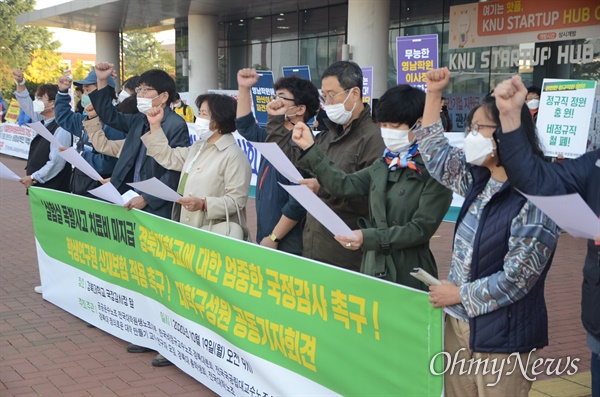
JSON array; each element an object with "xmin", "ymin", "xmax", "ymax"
[
  {"xmin": 72, "ymin": 60, "xmax": 93, "ymax": 81},
  {"xmin": 0, "ymin": 0, "xmax": 60, "ymax": 99},
  {"xmin": 122, "ymin": 29, "xmax": 175, "ymax": 79}
]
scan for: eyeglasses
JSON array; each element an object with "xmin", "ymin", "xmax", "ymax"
[
  {"xmin": 321, "ymin": 88, "xmax": 352, "ymax": 105},
  {"xmin": 270, "ymin": 94, "xmax": 295, "ymax": 103},
  {"xmin": 467, "ymin": 123, "xmax": 498, "ymax": 134},
  {"xmin": 135, "ymin": 86, "xmax": 157, "ymax": 95}
]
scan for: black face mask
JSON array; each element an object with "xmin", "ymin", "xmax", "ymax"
[{"xmin": 441, "ymin": 105, "xmax": 448, "ymax": 111}]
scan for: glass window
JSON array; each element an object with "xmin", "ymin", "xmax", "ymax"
[
  {"xmin": 227, "ymin": 20, "xmax": 247, "ymax": 47},
  {"xmin": 300, "ymin": 7, "xmax": 329, "ymax": 38},
  {"xmin": 272, "ymin": 41, "xmax": 299, "ymax": 79},
  {"xmin": 272, "ymin": 11, "xmax": 298, "ymax": 42},
  {"xmin": 249, "ymin": 41, "xmax": 272, "ymax": 71},
  {"xmin": 300, "ymin": 37, "xmax": 330, "ymax": 86},
  {"xmin": 248, "ymin": 15, "xmax": 272, "ymax": 42},
  {"xmin": 329, "ymin": 4, "xmax": 347, "ymax": 36}
]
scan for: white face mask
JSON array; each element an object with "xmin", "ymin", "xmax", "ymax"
[
  {"xmin": 463, "ymin": 131, "xmax": 495, "ymax": 166},
  {"xmin": 380, "ymin": 127, "xmax": 414, "ymax": 153},
  {"xmin": 33, "ymin": 98, "xmax": 46, "ymax": 113},
  {"xmin": 526, "ymin": 99, "xmax": 540, "ymax": 110},
  {"xmin": 137, "ymin": 95, "xmax": 158, "ymax": 114},
  {"xmin": 173, "ymin": 101, "xmax": 182, "ymax": 108},
  {"xmin": 325, "ymin": 90, "xmax": 355, "ymax": 125},
  {"xmin": 118, "ymin": 90, "xmax": 131, "ymax": 103},
  {"xmin": 195, "ymin": 117, "xmax": 214, "ymax": 141}
]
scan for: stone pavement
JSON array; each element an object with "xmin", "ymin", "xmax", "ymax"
[{"xmin": 0, "ymin": 153, "xmax": 591, "ymax": 396}]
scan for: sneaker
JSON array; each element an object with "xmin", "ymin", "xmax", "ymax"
[
  {"xmin": 34, "ymin": 286, "xmax": 42, "ymax": 294},
  {"xmin": 126, "ymin": 343, "xmax": 153, "ymax": 353},
  {"xmin": 152, "ymin": 353, "xmax": 173, "ymax": 367}
]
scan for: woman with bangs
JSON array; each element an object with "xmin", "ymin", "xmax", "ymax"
[{"xmin": 289, "ymin": 84, "xmax": 452, "ymax": 291}]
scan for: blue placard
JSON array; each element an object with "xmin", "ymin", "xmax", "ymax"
[
  {"xmin": 282, "ymin": 65, "xmax": 311, "ymax": 81},
  {"xmin": 251, "ymin": 71, "xmax": 275, "ymax": 126},
  {"xmin": 396, "ymin": 34, "xmax": 438, "ymax": 91}
]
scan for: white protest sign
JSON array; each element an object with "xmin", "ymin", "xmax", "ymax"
[{"xmin": 537, "ymin": 79, "xmax": 596, "ymax": 158}]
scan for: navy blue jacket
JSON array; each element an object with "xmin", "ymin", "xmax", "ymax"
[
  {"xmin": 55, "ymin": 91, "xmax": 125, "ymax": 177},
  {"xmin": 235, "ymin": 112, "xmax": 305, "ymax": 255},
  {"xmin": 497, "ymin": 126, "xmax": 600, "ymax": 341},
  {"xmin": 89, "ymin": 87, "xmax": 190, "ymax": 219},
  {"xmin": 456, "ymin": 166, "xmax": 555, "ymax": 353}
]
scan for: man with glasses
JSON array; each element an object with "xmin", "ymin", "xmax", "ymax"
[
  {"xmin": 236, "ymin": 69, "xmax": 318, "ymax": 255},
  {"xmin": 266, "ymin": 61, "xmax": 384, "ymax": 272},
  {"xmin": 89, "ymin": 62, "xmax": 190, "ymax": 220}
]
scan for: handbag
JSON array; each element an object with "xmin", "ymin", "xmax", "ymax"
[{"xmin": 201, "ymin": 197, "xmax": 245, "ymax": 240}]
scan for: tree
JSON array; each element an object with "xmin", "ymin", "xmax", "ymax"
[
  {"xmin": 25, "ymin": 47, "xmax": 64, "ymax": 84},
  {"xmin": 0, "ymin": 0, "xmax": 60, "ymax": 98},
  {"xmin": 71, "ymin": 60, "xmax": 93, "ymax": 81},
  {"xmin": 122, "ymin": 29, "xmax": 175, "ymax": 78}
]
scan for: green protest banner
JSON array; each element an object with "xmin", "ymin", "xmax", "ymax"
[{"xmin": 30, "ymin": 187, "xmax": 443, "ymax": 396}]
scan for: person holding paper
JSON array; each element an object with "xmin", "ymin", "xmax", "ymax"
[
  {"xmin": 141, "ymin": 93, "xmax": 251, "ymax": 236},
  {"xmin": 12, "ymin": 75, "xmax": 73, "ymax": 295},
  {"xmin": 494, "ymin": 74, "xmax": 600, "ymax": 397},
  {"xmin": 419, "ymin": 68, "xmax": 560, "ymax": 396},
  {"xmin": 266, "ymin": 61, "xmax": 385, "ymax": 271},
  {"xmin": 12, "ymin": 76, "xmax": 72, "ymax": 192},
  {"xmin": 236, "ymin": 68, "xmax": 318, "ymax": 254},
  {"xmin": 54, "ymin": 70, "xmax": 126, "ymax": 196},
  {"xmin": 90, "ymin": 63, "xmax": 190, "ymax": 220},
  {"xmin": 291, "ymin": 85, "xmax": 452, "ymax": 290}
]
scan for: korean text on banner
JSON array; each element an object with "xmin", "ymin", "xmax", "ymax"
[
  {"xmin": 29, "ymin": 188, "xmax": 443, "ymax": 397},
  {"xmin": 396, "ymin": 35, "xmax": 438, "ymax": 91},
  {"xmin": 449, "ymin": 0, "xmax": 600, "ymax": 50}
]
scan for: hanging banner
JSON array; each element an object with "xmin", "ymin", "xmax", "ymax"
[
  {"xmin": 449, "ymin": 0, "xmax": 600, "ymax": 49},
  {"xmin": 282, "ymin": 66, "xmax": 311, "ymax": 81},
  {"xmin": 29, "ymin": 188, "xmax": 444, "ymax": 397},
  {"xmin": 537, "ymin": 78, "xmax": 597, "ymax": 158},
  {"xmin": 251, "ymin": 71, "xmax": 275, "ymax": 127},
  {"xmin": 0, "ymin": 123, "xmax": 36, "ymax": 160},
  {"xmin": 396, "ymin": 35, "xmax": 438, "ymax": 91},
  {"xmin": 361, "ymin": 66, "xmax": 373, "ymax": 109}
]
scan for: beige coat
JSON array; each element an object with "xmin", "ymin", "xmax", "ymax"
[{"xmin": 140, "ymin": 129, "xmax": 252, "ymax": 231}]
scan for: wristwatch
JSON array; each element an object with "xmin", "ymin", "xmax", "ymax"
[{"xmin": 269, "ymin": 233, "xmax": 280, "ymax": 243}]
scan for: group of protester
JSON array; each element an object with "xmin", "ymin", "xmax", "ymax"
[{"xmin": 10, "ymin": 59, "xmax": 598, "ymax": 396}]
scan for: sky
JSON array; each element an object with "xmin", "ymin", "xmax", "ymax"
[{"xmin": 35, "ymin": 0, "xmax": 174, "ymax": 54}]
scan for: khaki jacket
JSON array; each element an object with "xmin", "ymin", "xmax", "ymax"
[
  {"xmin": 266, "ymin": 106, "xmax": 385, "ymax": 271},
  {"xmin": 141, "ymin": 130, "xmax": 251, "ymax": 230}
]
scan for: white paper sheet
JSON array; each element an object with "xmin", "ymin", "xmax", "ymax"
[
  {"xmin": 27, "ymin": 122, "xmax": 63, "ymax": 147},
  {"xmin": 0, "ymin": 162, "xmax": 21, "ymax": 181},
  {"xmin": 127, "ymin": 177, "xmax": 182, "ymax": 202},
  {"xmin": 279, "ymin": 183, "xmax": 354, "ymax": 237},
  {"xmin": 521, "ymin": 191, "xmax": 600, "ymax": 240},
  {"xmin": 58, "ymin": 147, "xmax": 102, "ymax": 181},
  {"xmin": 89, "ymin": 183, "xmax": 127, "ymax": 205},
  {"xmin": 251, "ymin": 142, "xmax": 304, "ymax": 183},
  {"xmin": 122, "ymin": 189, "xmax": 140, "ymax": 203}
]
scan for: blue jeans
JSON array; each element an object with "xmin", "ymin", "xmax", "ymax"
[{"xmin": 593, "ymin": 351, "xmax": 599, "ymax": 397}]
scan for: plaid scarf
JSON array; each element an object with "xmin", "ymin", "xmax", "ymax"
[{"xmin": 382, "ymin": 143, "xmax": 421, "ymax": 174}]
